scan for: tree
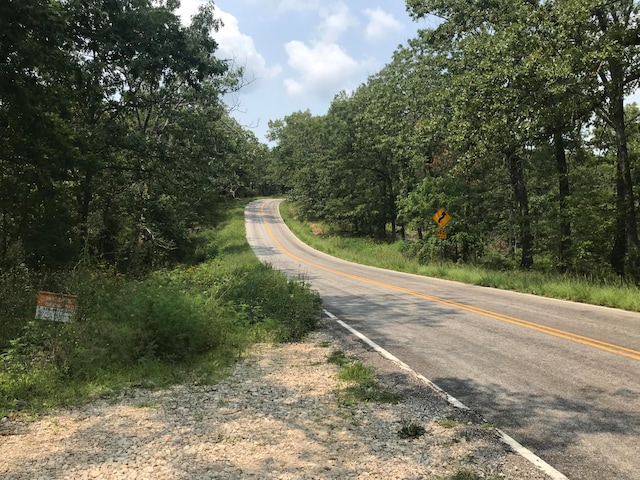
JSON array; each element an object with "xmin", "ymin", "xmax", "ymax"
[
  {"xmin": 267, "ymin": 111, "xmax": 333, "ymax": 220},
  {"xmin": 0, "ymin": 0, "xmax": 77, "ymax": 266},
  {"xmin": 403, "ymin": 0, "xmax": 618, "ymax": 271},
  {"xmin": 1, "ymin": 0, "xmax": 261, "ymax": 270},
  {"xmin": 564, "ymin": 0, "xmax": 640, "ymax": 278},
  {"xmin": 405, "ymin": 4, "xmax": 541, "ymax": 268}
]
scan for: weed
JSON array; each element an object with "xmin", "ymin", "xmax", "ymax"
[
  {"xmin": 436, "ymin": 417, "xmax": 459, "ymax": 428},
  {"xmin": 448, "ymin": 469, "xmax": 502, "ymax": 480},
  {"xmin": 398, "ymin": 416, "xmax": 426, "ymax": 439},
  {"xmin": 338, "ymin": 362, "xmax": 374, "ymax": 382},
  {"xmin": 0, "ymin": 201, "xmax": 322, "ymax": 416},
  {"xmin": 334, "ymin": 360, "xmax": 401, "ymax": 405},
  {"xmin": 340, "ymin": 383, "xmax": 401, "ymax": 405},
  {"xmin": 327, "ymin": 350, "xmax": 350, "ymax": 367}
]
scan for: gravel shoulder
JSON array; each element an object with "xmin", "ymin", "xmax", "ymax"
[{"xmin": 0, "ymin": 318, "xmax": 553, "ymax": 480}]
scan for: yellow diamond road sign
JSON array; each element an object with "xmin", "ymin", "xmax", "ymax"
[{"xmin": 433, "ymin": 208, "xmax": 452, "ymax": 227}]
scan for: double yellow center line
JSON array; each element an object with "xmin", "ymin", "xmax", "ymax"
[{"xmin": 259, "ymin": 202, "xmax": 640, "ymax": 362}]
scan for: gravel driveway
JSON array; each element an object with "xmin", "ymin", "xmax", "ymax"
[{"xmin": 0, "ymin": 319, "xmax": 553, "ymax": 479}]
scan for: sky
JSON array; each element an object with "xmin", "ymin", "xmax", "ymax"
[
  {"xmin": 176, "ymin": 0, "xmax": 434, "ymax": 143},
  {"xmin": 175, "ymin": 1, "xmax": 640, "ymax": 145}
]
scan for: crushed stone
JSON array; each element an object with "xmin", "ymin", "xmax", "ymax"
[{"xmin": 0, "ymin": 319, "xmax": 553, "ymax": 479}]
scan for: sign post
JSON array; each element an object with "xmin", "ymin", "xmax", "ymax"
[{"xmin": 432, "ymin": 208, "xmax": 452, "ymax": 265}]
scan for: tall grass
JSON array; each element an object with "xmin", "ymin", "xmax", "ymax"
[
  {"xmin": 0, "ymin": 201, "xmax": 321, "ymax": 416},
  {"xmin": 279, "ymin": 201, "xmax": 640, "ymax": 312}
]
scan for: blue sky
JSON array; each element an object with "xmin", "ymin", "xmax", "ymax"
[
  {"xmin": 176, "ymin": 1, "xmax": 640, "ymax": 145},
  {"xmin": 176, "ymin": 1, "xmax": 433, "ymax": 143}
]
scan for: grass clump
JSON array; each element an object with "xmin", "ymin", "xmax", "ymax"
[
  {"xmin": 328, "ymin": 350, "xmax": 401, "ymax": 406},
  {"xmin": 0, "ymin": 201, "xmax": 321, "ymax": 417},
  {"xmin": 436, "ymin": 417, "xmax": 460, "ymax": 429},
  {"xmin": 327, "ymin": 349, "xmax": 351, "ymax": 367},
  {"xmin": 398, "ymin": 416, "xmax": 426, "ymax": 439},
  {"xmin": 448, "ymin": 470, "xmax": 501, "ymax": 480},
  {"xmin": 448, "ymin": 470, "xmax": 484, "ymax": 480},
  {"xmin": 338, "ymin": 362, "xmax": 376, "ymax": 382}
]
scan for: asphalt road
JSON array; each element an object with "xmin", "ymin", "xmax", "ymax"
[{"xmin": 245, "ymin": 199, "xmax": 640, "ymax": 480}]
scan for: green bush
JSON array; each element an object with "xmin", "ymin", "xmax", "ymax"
[
  {"xmin": 223, "ymin": 263, "xmax": 321, "ymax": 341},
  {"xmin": 0, "ymin": 201, "xmax": 322, "ymax": 415}
]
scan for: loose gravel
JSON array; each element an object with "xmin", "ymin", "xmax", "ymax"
[{"xmin": 0, "ymin": 319, "xmax": 553, "ymax": 479}]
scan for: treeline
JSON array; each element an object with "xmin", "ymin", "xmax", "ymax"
[
  {"xmin": 267, "ymin": 0, "xmax": 640, "ymax": 281},
  {"xmin": 1, "ymin": 0, "xmax": 269, "ymax": 273}
]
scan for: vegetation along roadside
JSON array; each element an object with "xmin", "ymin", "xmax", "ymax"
[
  {"xmin": 280, "ymin": 201, "xmax": 640, "ymax": 313},
  {"xmin": 0, "ymin": 202, "xmax": 321, "ymax": 418}
]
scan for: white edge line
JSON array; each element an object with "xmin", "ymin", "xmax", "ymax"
[{"xmin": 323, "ymin": 308, "xmax": 569, "ymax": 480}]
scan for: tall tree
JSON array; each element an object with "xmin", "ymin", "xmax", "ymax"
[
  {"xmin": 267, "ymin": 111, "xmax": 332, "ymax": 219},
  {"xmin": 1, "ymin": 0, "xmax": 260, "ymax": 270},
  {"xmin": 404, "ymin": 0, "xmax": 616, "ymax": 271},
  {"xmin": 64, "ymin": 0, "xmax": 228, "ymax": 252},
  {"xmin": 564, "ymin": 0, "xmax": 640, "ymax": 277},
  {"xmin": 406, "ymin": 3, "xmax": 541, "ymax": 268},
  {"xmin": 0, "ymin": 0, "xmax": 77, "ymax": 266}
]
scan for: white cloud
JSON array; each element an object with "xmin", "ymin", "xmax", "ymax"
[
  {"xmin": 215, "ymin": 10, "xmax": 283, "ymax": 80},
  {"xmin": 176, "ymin": 2, "xmax": 281, "ymax": 84},
  {"xmin": 175, "ymin": 0, "xmax": 206, "ymax": 26},
  {"xmin": 319, "ymin": 4, "xmax": 355, "ymax": 43},
  {"xmin": 284, "ymin": 40, "xmax": 359, "ymax": 97},
  {"xmin": 363, "ymin": 8, "xmax": 403, "ymax": 42}
]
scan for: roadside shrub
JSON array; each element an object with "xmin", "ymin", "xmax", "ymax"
[
  {"xmin": 0, "ymin": 266, "xmax": 37, "ymax": 351},
  {"xmin": 69, "ymin": 277, "xmax": 234, "ymax": 376},
  {"xmin": 0, "ymin": 202, "xmax": 323, "ymax": 415},
  {"xmin": 1, "ymin": 279, "xmax": 226, "ymax": 386},
  {"xmin": 399, "ymin": 238, "xmax": 442, "ymax": 265},
  {"xmin": 223, "ymin": 263, "xmax": 321, "ymax": 341}
]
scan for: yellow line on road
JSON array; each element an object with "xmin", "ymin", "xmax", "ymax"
[{"xmin": 259, "ymin": 202, "xmax": 640, "ymax": 362}]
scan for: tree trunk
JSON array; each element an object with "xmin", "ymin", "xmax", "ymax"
[
  {"xmin": 610, "ymin": 89, "xmax": 639, "ymax": 278},
  {"xmin": 507, "ymin": 150, "xmax": 533, "ymax": 269},
  {"xmin": 78, "ymin": 171, "xmax": 93, "ymax": 249},
  {"xmin": 99, "ymin": 198, "xmax": 117, "ymax": 264},
  {"xmin": 385, "ymin": 174, "xmax": 396, "ymax": 241},
  {"xmin": 610, "ymin": 161, "xmax": 626, "ymax": 276},
  {"xmin": 554, "ymin": 130, "xmax": 571, "ymax": 273}
]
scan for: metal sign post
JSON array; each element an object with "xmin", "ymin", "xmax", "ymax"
[{"xmin": 432, "ymin": 208, "xmax": 452, "ymax": 266}]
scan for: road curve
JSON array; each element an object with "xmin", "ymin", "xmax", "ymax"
[{"xmin": 245, "ymin": 199, "xmax": 640, "ymax": 480}]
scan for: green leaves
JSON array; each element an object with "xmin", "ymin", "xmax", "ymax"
[{"xmin": 0, "ymin": 0, "xmax": 266, "ymax": 271}]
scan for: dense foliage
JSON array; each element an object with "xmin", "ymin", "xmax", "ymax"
[
  {"xmin": 267, "ymin": 0, "xmax": 640, "ymax": 282},
  {"xmin": 0, "ymin": 203, "xmax": 321, "ymax": 415},
  {"xmin": 1, "ymin": 0, "xmax": 269, "ymax": 273},
  {"xmin": 1, "ymin": 1, "xmax": 297, "ymax": 413}
]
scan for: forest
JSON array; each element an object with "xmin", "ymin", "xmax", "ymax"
[
  {"xmin": 1, "ymin": 0, "xmax": 271, "ymax": 275},
  {"xmin": 1, "ymin": 0, "xmax": 321, "ymax": 413},
  {"xmin": 4, "ymin": 1, "xmax": 640, "ymax": 284},
  {"xmin": 267, "ymin": 0, "xmax": 640, "ymax": 283}
]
